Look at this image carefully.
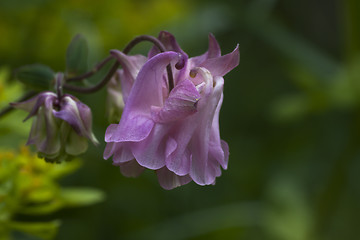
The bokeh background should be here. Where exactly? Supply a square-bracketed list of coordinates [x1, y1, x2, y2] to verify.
[1, 0, 360, 239]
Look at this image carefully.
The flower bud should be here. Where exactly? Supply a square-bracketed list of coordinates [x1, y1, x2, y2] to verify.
[11, 92, 98, 163]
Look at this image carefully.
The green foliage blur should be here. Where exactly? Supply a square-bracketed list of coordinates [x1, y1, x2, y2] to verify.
[1, 0, 360, 239]
[0, 147, 104, 240]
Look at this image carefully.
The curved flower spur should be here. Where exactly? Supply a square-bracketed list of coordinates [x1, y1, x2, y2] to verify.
[104, 32, 239, 189]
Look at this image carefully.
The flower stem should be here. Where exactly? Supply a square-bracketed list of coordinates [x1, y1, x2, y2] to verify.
[56, 73, 64, 99]
[63, 61, 119, 93]
[123, 35, 174, 91]
[66, 55, 114, 82]
[63, 34, 175, 94]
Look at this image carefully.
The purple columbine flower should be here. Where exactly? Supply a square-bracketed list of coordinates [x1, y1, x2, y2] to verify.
[11, 92, 98, 162]
[104, 31, 239, 189]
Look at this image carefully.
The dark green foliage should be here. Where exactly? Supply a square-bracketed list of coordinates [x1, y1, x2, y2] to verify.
[66, 34, 88, 77]
[15, 64, 54, 90]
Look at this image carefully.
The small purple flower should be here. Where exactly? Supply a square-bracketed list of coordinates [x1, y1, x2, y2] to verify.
[104, 32, 239, 189]
[11, 92, 98, 162]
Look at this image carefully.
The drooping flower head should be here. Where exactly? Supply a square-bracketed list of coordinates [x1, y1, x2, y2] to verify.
[104, 31, 239, 189]
[11, 92, 98, 162]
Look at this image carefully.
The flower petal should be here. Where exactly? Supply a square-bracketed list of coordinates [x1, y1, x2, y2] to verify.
[104, 124, 118, 143]
[27, 99, 61, 156]
[208, 90, 228, 169]
[188, 33, 222, 67]
[11, 92, 57, 121]
[131, 124, 171, 170]
[151, 78, 200, 123]
[53, 95, 98, 145]
[106, 115, 154, 143]
[65, 127, 89, 156]
[118, 159, 145, 177]
[103, 141, 115, 160]
[188, 69, 224, 185]
[200, 44, 240, 77]
[164, 120, 198, 176]
[108, 52, 181, 143]
[113, 143, 134, 164]
[148, 31, 188, 58]
[207, 33, 222, 59]
[156, 167, 192, 190]
[110, 50, 147, 103]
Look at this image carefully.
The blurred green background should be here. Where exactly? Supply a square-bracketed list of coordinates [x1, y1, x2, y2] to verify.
[1, 0, 360, 239]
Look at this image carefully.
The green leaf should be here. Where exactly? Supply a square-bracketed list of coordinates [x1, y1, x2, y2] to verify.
[66, 34, 88, 77]
[9, 220, 60, 240]
[264, 177, 313, 240]
[60, 188, 105, 207]
[19, 199, 63, 215]
[15, 64, 54, 90]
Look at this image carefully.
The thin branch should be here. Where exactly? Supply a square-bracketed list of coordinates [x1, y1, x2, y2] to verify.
[63, 34, 175, 94]
[66, 55, 114, 82]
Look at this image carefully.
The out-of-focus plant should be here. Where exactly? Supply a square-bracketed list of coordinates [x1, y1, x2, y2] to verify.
[271, 59, 360, 122]
[0, 147, 104, 240]
[0, 67, 23, 109]
[0, 0, 188, 67]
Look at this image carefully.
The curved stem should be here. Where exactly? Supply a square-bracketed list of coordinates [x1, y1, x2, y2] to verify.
[122, 35, 166, 54]
[63, 34, 175, 94]
[66, 55, 114, 82]
[63, 61, 119, 94]
[0, 91, 37, 118]
[123, 35, 174, 90]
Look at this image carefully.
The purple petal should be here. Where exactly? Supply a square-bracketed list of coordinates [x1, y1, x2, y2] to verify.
[188, 33, 222, 67]
[53, 95, 98, 145]
[164, 119, 198, 176]
[27, 98, 61, 156]
[164, 69, 215, 177]
[108, 52, 181, 143]
[156, 167, 192, 190]
[106, 115, 154, 143]
[208, 90, 228, 169]
[104, 124, 117, 144]
[151, 78, 200, 123]
[103, 141, 115, 160]
[118, 159, 145, 177]
[110, 50, 147, 103]
[188, 69, 224, 185]
[148, 31, 188, 59]
[11, 92, 57, 121]
[200, 44, 240, 77]
[207, 33, 222, 59]
[131, 124, 171, 170]
[113, 143, 134, 164]
[221, 140, 229, 169]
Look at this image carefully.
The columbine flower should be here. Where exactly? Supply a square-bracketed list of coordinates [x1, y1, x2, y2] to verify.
[104, 31, 239, 189]
[11, 92, 98, 162]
